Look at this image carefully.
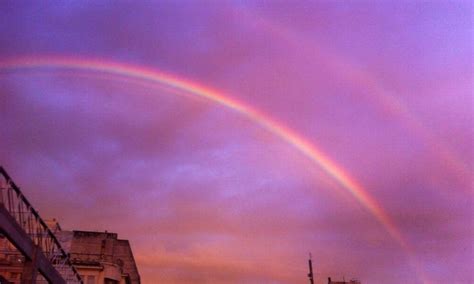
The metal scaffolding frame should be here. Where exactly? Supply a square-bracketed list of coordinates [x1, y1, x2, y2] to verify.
[0, 166, 82, 284]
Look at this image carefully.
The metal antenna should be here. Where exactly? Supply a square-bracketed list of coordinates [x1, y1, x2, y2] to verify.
[308, 253, 314, 284]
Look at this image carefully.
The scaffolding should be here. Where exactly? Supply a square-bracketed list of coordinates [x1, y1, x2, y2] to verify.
[0, 166, 82, 284]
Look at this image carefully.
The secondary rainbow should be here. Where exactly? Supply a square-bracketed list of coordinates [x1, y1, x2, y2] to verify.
[245, 10, 470, 189]
[0, 56, 406, 246]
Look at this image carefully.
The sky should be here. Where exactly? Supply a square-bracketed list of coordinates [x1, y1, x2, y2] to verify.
[0, 1, 472, 283]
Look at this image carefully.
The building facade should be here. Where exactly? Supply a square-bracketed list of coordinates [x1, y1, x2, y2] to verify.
[0, 226, 140, 284]
[57, 230, 140, 284]
[0, 234, 24, 283]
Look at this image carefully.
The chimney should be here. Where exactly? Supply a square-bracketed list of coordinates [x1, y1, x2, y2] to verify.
[328, 277, 332, 284]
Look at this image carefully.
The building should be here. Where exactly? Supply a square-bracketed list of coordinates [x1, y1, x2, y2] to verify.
[57, 230, 140, 284]
[0, 224, 141, 284]
[0, 234, 25, 283]
[328, 277, 361, 284]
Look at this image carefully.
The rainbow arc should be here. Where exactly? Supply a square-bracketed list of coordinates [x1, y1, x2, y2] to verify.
[0, 55, 428, 282]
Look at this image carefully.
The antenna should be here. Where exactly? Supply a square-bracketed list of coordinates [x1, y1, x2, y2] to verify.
[307, 253, 314, 284]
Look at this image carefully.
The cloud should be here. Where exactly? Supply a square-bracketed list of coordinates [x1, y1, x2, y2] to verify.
[1, 2, 472, 283]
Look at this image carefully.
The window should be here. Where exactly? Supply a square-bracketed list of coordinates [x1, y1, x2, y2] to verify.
[87, 275, 96, 284]
[10, 272, 20, 279]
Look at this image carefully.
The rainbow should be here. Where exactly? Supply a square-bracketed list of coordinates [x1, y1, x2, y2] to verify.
[0, 56, 407, 247]
[241, 9, 471, 190]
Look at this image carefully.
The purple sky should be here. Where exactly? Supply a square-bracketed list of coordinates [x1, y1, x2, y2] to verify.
[0, 1, 472, 283]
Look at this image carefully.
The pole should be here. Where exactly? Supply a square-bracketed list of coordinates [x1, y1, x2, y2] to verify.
[308, 253, 314, 284]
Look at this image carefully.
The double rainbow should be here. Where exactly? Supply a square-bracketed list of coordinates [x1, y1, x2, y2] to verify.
[0, 55, 416, 275]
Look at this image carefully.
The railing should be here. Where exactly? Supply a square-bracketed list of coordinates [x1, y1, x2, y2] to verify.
[0, 166, 82, 283]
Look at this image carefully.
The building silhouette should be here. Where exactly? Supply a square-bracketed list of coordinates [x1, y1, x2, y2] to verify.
[328, 277, 361, 284]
